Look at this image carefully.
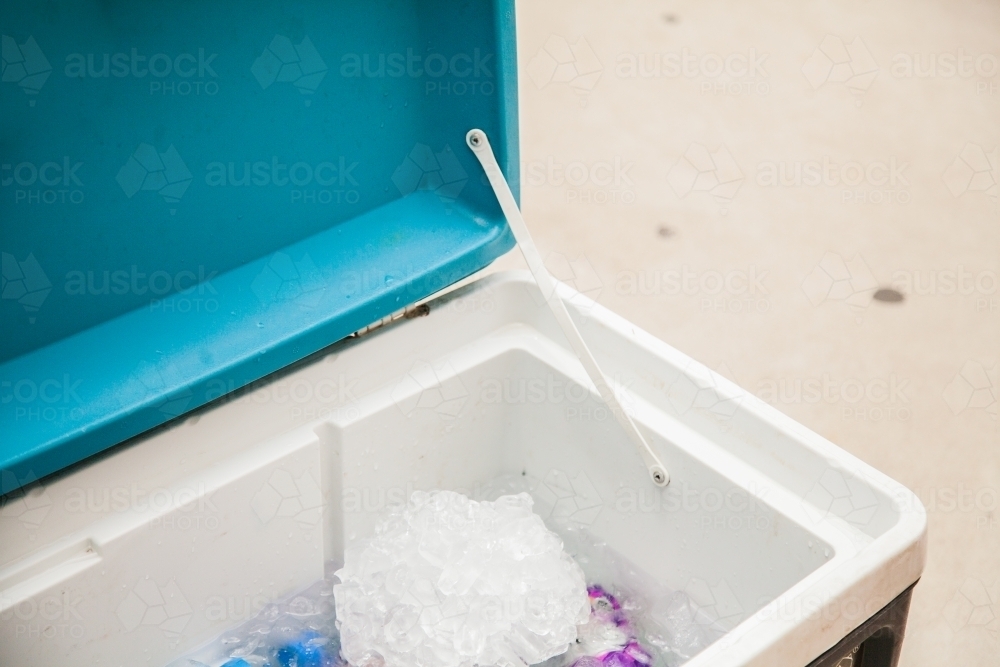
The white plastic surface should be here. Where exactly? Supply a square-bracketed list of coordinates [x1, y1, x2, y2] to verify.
[0, 272, 926, 667]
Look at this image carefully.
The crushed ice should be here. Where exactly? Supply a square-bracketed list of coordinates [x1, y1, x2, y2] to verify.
[334, 490, 589, 667]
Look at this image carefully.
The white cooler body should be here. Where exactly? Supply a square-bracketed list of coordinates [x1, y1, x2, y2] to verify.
[0, 272, 926, 667]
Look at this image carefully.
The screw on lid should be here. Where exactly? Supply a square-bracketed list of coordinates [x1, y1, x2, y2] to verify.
[466, 129, 485, 149]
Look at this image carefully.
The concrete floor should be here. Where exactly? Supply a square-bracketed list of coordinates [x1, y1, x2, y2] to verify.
[478, 1, 999, 664]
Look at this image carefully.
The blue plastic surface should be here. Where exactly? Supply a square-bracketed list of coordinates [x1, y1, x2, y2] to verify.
[1, 0, 518, 493]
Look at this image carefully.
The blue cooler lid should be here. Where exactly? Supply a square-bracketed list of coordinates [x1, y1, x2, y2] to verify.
[1, 0, 518, 493]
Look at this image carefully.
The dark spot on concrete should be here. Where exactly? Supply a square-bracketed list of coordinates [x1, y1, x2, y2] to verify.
[663, 14, 678, 23]
[657, 225, 674, 238]
[873, 288, 904, 303]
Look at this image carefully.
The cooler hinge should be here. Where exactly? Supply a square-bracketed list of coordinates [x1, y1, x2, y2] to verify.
[349, 303, 430, 339]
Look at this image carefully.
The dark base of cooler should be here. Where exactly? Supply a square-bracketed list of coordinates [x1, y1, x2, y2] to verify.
[806, 581, 918, 667]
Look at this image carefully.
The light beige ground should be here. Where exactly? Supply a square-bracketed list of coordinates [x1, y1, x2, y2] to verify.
[476, 1, 999, 664]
